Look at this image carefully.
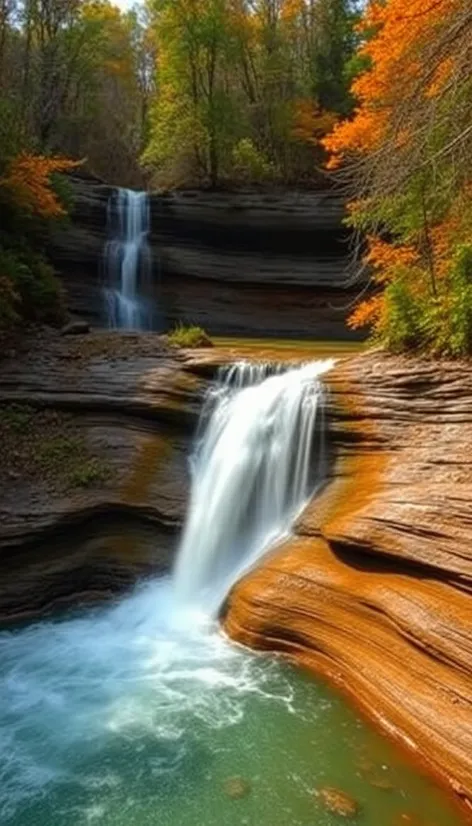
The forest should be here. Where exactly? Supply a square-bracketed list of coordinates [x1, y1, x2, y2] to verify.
[0, 0, 471, 353]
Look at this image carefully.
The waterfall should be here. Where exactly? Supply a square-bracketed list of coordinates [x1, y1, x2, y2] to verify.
[103, 188, 153, 330]
[0, 358, 334, 824]
[174, 359, 332, 613]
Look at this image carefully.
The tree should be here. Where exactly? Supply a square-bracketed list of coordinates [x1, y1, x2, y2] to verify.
[323, 0, 472, 354]
[144, 0, 359, 186]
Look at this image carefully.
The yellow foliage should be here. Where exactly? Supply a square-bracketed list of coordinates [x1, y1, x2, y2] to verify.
[291, 99, 338, 146]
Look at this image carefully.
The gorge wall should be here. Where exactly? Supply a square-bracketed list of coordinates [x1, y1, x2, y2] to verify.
[2, 331, 471, 815]
[49, 174, 358, 338]
[224, 353, 472, 816]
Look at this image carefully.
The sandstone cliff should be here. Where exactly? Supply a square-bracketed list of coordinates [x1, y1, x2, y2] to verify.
[224, 353, 472, 815]
[49, 175, 359, 339]
[0, 332, 206, 622]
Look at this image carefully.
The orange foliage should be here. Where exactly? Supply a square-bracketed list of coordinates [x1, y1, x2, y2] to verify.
[347, 293, 384, 330]
[347, 236, 421, 329]
[280, 0, 305, 23]
[364, 236, 419, 280]
[291, 99, 338, 147]
[322, 0, 462, 164]
[1, 153, 82, 218]
[430, 184, 472, 275]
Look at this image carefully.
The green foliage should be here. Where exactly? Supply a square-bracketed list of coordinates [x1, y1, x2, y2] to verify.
[168, 323, 213, 348]
[69, 458, 111, 488]
[373, 246, 472, 357]
[144, 0, 358, 187]
[377, 278, 422, 352]
[0, 98, 25, 165]
[447, 245, 472, 356]
[232, 139, 274, 183]
[0, 246, 65, 332]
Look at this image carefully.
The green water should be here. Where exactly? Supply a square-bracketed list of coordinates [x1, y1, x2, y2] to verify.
[213, 336, 365, 357]
[0, 577, 463, 826]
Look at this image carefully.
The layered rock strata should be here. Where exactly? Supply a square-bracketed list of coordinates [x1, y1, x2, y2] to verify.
[49, 175, 359, 338]
[224, 353, 472, 815]
[0, 332, 205, 622]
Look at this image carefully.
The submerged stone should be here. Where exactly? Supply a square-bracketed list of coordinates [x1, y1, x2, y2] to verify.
[316, 786, 359, 818]
[223, 775, 251, 799]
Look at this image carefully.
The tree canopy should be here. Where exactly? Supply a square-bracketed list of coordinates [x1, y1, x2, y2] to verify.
[143, 0, 360, 186]
[323, 0, 472, 354]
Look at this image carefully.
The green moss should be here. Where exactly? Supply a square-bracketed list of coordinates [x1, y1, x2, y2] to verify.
[69, 458, 111, 488]
[167, 323, 213, 349]
[0, 403, 34, 432]
[0, 405, 110, 491]
[36, 435, 83, 473]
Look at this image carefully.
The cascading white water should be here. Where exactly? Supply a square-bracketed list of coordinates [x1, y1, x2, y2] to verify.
[174, 359, 332, 613]
[103, 188, 153, 330]
[0, 359, 334, 825]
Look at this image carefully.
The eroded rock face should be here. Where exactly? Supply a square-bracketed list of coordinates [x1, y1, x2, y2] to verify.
[49, 176, 359, 338]
[224, 353, 472, 814]
[0, 332, 207, 622]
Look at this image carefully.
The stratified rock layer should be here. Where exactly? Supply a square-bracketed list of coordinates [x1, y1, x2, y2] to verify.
[49, 175, 359, 338]
[224, 353, 472, 815]
[0, 332, 206, 621]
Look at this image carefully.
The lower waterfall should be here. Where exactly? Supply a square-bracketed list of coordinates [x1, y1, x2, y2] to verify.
[174, 360, 332, 612]
[0, 359, 334, 824]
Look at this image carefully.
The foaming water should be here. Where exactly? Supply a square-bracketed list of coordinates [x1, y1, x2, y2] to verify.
[0, 360, 464, 826]
[0, 578, 297, 823]
[103, 188, 153, 330]
[0, 360, 330, 822]
[174, 360, 332, 611]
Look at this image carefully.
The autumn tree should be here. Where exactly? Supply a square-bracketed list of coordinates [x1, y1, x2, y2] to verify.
[144, 0, 359, 186]
[0, 0, 150, 185]
[323, 0, 472, 354]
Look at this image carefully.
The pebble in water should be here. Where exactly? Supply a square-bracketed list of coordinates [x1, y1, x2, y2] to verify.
[223, 776, 252, 800]
[315, 786, 360, 818]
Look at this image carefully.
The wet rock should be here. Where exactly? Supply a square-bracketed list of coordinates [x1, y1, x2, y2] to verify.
[356, 759, 395, 791]
[0, 331, 200, 622]
[49, 176, 362, 338]
[61, 320, 90, 336]
[224, 353, 472, 809]
[223, 776, 251, 799]
[367, 775, 395, 791]
[315, 786, 359, 817]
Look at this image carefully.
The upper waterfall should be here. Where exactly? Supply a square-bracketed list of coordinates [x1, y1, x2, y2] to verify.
[103, 188, 153, 330]
[173, 359, 333, 614]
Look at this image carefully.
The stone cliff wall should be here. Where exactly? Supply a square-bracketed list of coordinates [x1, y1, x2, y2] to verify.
[49, 175, 359, 338]
[224, 353, 472, 816]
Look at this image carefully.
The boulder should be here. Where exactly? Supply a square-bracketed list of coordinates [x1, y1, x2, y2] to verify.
[315, 786, 359, 817]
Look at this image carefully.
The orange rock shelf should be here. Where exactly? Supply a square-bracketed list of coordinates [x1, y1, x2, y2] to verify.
[224, 353, 472, 816]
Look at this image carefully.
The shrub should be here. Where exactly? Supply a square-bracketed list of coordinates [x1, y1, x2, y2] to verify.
[0, 245, 65, 332]
[167, 323, 213, 348]
[231, 139, 275, 183]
